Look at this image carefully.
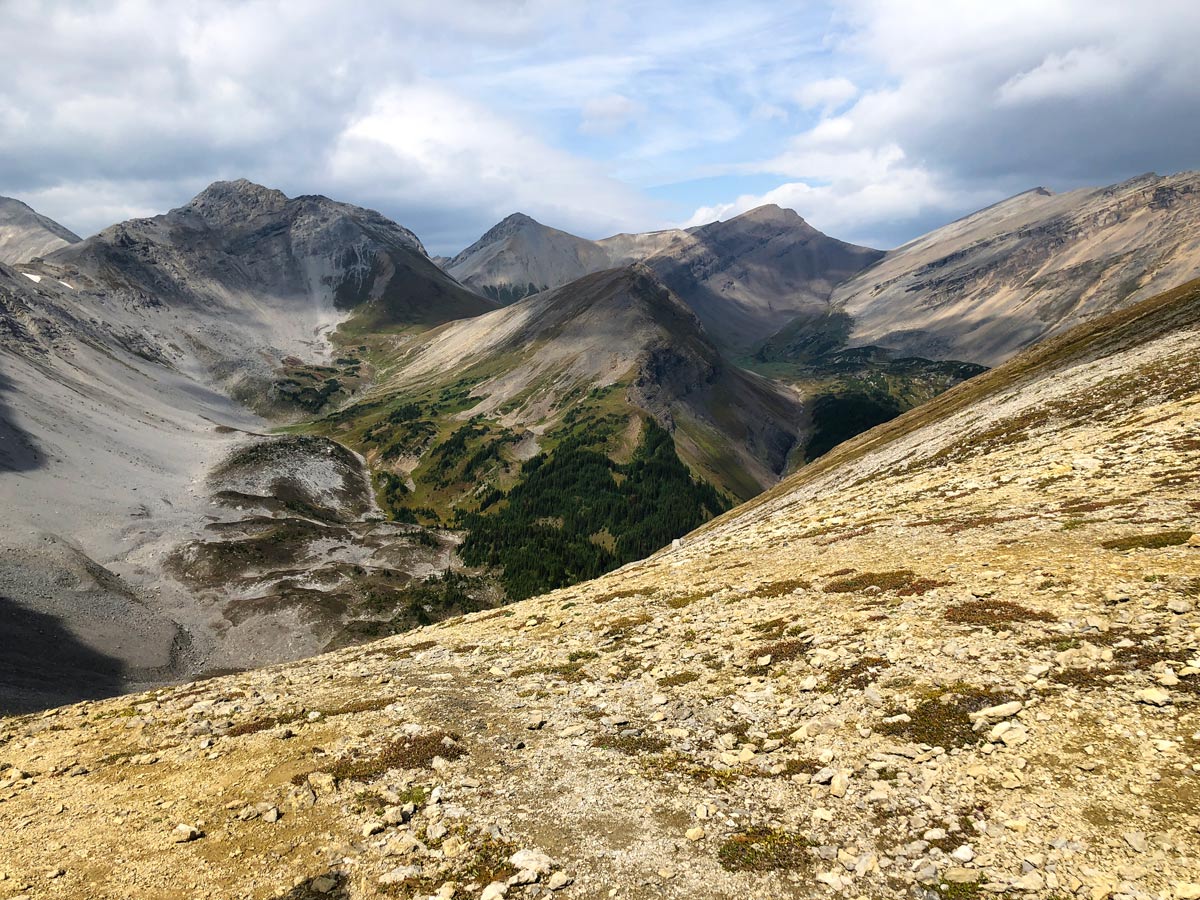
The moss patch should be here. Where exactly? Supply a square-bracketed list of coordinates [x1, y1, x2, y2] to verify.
[717, 827, 811, 872]
[1100, 530, 1193, 551]
[944, 599, 1056, 629]
[879, 684, 1017, 748]
[315, 731, 465, 783]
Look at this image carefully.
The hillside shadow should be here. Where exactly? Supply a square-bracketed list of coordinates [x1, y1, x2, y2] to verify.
[0, 368, 43, 472]
[0, 594, 125, 714]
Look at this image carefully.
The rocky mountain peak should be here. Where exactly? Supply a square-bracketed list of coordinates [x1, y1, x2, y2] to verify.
[182, 178, 291, 224]
[0, 196, 82, 264]
[731, 203, 804, 224]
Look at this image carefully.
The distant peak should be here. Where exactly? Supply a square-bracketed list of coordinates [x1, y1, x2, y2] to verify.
[730, 204, 806, 225]
[185, 179, 290, 219]
[470, 212, 546, 247]
[499, 212, 538, 226]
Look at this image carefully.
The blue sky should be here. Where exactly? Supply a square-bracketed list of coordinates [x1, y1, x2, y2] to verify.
[2, 1, 1199, 254]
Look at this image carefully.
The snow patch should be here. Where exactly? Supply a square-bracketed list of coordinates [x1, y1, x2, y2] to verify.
[21, 272, 42, 283]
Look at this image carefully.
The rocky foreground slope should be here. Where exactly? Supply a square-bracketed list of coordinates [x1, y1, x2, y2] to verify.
[1, 278, 1196, 898]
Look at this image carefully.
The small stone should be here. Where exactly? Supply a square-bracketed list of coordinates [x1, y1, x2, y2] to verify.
[383, 805, 411, 826]
[1174, 883, 1200, 900]
[363, 820, 385, 837]
[1014, 871, 1044, 891]
[1134, 687, 1172, 706]
[1122, 831, 1147, 853]
[263, 807, 281, 823]
[970, 700, 1023, 721]
[548, 871, 573, 890]
[686, 826, 705, 841]
[829, 772, 849, 797]
[509, 849, 553, 876]
[311, 875, 338, 893]
[379, 866, 422, 886]
[308, 772, 337, 796]
[951, 845, 976, 863]
[172, 824, 202, 843]
[481, 882, 508, 900]
[287, 784, 317, 809]
[943, 867, 978, 884]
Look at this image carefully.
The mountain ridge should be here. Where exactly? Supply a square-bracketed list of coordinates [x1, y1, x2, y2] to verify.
[0, 195, 81, 265]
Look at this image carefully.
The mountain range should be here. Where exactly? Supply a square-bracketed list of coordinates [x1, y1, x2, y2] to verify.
[3, 171, 1200, 713]
[2, 259, 1196, 900]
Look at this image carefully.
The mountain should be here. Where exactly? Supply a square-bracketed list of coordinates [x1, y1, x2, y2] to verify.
[644, 204, 884, 350]
[443, 213, 619, 303]
[305, 264, 805, 599]
[832, 171, 1200, 365]
[0, 196, 80, 264]
[42, 179, 493, 372]
[5, 276, 1195, 898]
[0, 181, 501, 709]
[445, 206, 883, 350]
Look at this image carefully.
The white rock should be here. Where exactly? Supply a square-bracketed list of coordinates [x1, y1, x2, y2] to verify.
[172, 824, 201, 843]
[509, 849, 553, 876]
[548, 871, 573, 890]
[1123, 831, 1147, 853]
[951, 845, 976, 863]
[970, 701, 1023, 721]
[481, 882, 508, 900]
[1134, 688, 1172, 706]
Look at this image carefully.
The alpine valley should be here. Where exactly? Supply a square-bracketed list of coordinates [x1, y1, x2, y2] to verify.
[2, 173, 1200, 716]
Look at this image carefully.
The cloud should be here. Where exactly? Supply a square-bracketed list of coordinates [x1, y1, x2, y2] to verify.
[0, 0, 662, 250]
[1, 1, 1197, 255]
[579, 95, 641, 135]
[327, 84, 657, 247]
[687, 0, 1200, 246]
[796, 77, 858, 111]
[996, 47, 1127, 105]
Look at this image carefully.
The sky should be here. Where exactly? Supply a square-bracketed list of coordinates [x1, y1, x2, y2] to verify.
[2, 0, 1199, 255]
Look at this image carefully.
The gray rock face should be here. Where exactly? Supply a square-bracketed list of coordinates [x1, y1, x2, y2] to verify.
[0, 196, 80, 265]
[643, 205, 884, 350]
[834, 171, 1200, 365]
[445, 212, 618, 304]
[445, 206, 882, 349]
[0, 181, 492, 708]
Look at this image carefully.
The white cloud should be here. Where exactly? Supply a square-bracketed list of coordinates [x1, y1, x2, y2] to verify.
[796, 76, 858, 111]
[579, 94, 641, 135]
[997, 46, 1127, 105]
[687, 0, 1200, 246]
[328, 85, 656, 240]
